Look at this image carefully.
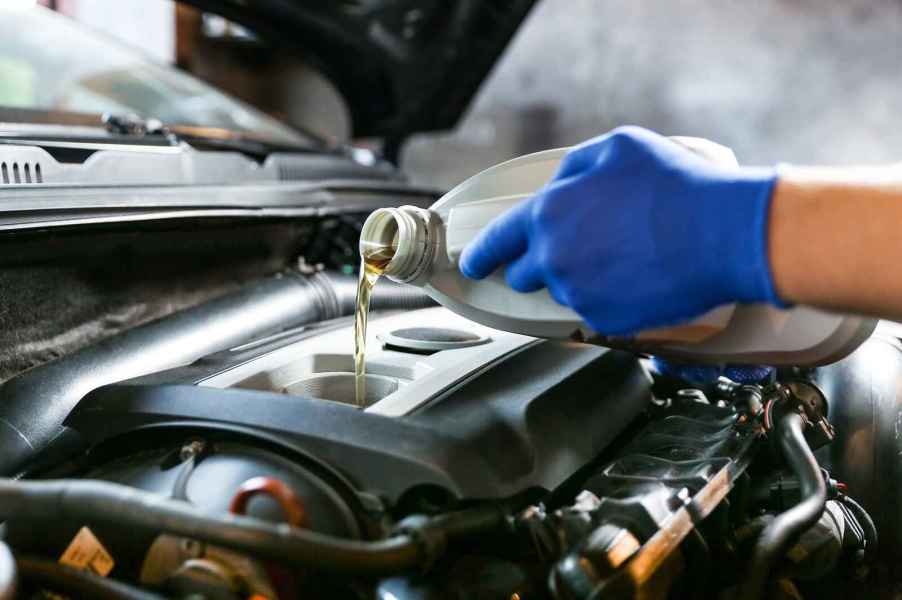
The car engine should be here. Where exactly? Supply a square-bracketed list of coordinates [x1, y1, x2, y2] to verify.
[0, 260, 888, 600]
[0, 3, 889, 598]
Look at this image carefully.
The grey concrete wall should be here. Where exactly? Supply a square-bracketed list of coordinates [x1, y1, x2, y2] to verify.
[403, 0, 902, 189]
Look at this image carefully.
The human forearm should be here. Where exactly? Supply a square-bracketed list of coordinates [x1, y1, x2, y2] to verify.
[770, 167, 902, 319]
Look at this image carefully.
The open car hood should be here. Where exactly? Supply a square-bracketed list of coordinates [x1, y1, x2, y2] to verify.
[179, 0, 537, 141]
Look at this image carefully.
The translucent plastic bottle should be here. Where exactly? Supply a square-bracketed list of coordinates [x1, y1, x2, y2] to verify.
[359, 138, 875, 366]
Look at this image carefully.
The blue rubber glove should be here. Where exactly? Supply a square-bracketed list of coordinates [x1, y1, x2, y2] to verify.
[458, 126, 781, 336]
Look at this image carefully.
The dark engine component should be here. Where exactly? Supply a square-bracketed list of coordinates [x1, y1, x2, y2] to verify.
[0, 275, 886, 599]
[0, 368, 880, 600]
[569, 413, 750, 595]
[0, 270, 434, 479]
[529, 393, 762, 599]
[814, 328, 902, 558]
[6, 438, 367, 597]
[63, 345, 652, 502]
[7, 438, 364, 554]
[487, 380, 873, 600]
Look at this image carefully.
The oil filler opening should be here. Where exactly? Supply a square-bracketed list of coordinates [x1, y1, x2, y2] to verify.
[286, 372, 401, 407]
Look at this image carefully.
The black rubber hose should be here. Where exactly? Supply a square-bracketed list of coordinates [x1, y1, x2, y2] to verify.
[839, 493, 878, 558]
[0, 542, 15, 600]
[0, 479, 502, 576]
[0, 271, 434, 477]
[740, 411, 827, 600]
[17, 557, 164, 600]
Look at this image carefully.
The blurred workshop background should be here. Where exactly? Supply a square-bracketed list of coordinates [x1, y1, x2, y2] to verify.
[35, 0, 902, 188]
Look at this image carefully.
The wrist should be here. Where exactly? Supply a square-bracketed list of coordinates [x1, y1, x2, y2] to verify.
[767, 172, 848, 309]
[767, 175, 804, 306]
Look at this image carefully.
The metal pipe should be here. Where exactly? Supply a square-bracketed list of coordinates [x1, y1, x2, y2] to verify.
[839, 493, 878, 559]
[315, 270, 437, 314]
[0, 271, 434, 476]
[740, 411, 827, 599]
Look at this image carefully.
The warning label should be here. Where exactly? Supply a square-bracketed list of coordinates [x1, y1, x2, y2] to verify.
[59, 527, 115, 577]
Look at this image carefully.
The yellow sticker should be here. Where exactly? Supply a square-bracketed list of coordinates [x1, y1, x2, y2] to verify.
[59, 527, 114, 577]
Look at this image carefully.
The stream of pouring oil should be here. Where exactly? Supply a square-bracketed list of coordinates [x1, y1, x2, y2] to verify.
[354, 242, 395, 407]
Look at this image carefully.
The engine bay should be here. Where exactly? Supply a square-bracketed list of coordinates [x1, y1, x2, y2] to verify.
[0, 4, 890, 598]
[0, 269, 888, 599]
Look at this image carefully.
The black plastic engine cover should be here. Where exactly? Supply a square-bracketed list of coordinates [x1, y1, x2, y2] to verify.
[66, 343, 652, 502]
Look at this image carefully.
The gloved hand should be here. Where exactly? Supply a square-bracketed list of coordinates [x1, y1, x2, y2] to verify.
[458, 126, 782, 336]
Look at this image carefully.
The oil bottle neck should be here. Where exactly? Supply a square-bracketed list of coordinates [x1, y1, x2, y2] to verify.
[360, 206, 436, 284]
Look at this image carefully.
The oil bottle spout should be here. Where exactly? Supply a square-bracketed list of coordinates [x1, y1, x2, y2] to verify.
[360, 206, 438, 285]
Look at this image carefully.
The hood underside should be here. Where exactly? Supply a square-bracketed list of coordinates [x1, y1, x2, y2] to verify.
[178, 0, 538, 141]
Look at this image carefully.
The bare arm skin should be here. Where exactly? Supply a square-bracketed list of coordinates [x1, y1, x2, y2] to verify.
[770, 166, 902, 320]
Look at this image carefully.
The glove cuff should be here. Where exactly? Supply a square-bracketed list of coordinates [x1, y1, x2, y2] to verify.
[711, 167, 787, 308]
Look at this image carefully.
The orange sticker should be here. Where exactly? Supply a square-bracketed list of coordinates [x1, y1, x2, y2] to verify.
[59, 527, 114, 577]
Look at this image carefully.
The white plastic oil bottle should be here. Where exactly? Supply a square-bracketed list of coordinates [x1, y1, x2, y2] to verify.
[358, 138, 875, 366]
